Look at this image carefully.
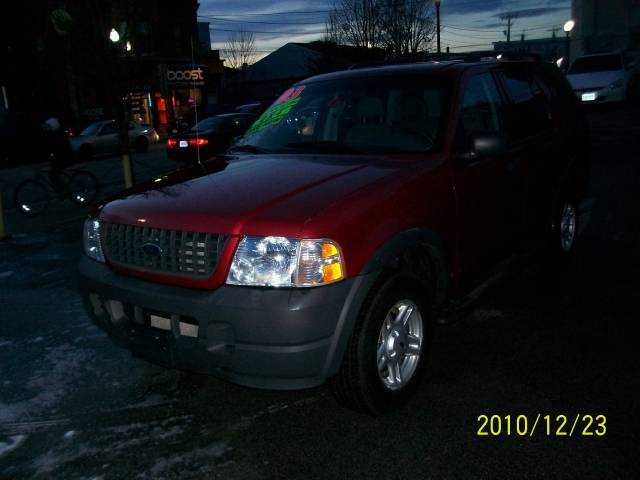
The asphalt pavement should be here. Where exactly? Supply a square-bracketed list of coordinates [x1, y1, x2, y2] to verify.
[0, 106, 639, 479]
[0, 143, 176, 235]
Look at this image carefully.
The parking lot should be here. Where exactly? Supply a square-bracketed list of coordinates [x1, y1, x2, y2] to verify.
[0, 104, 639, 479]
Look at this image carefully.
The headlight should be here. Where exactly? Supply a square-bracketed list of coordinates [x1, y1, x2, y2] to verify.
[226, 236, 344, 287]
[83, 218, 105, 263]
[609, 79, 624, 89]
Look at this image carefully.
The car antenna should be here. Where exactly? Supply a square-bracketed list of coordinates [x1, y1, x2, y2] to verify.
[190, 36, 206, 173]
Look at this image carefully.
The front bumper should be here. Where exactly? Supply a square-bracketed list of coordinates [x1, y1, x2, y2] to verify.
[77, 257, 375, 390]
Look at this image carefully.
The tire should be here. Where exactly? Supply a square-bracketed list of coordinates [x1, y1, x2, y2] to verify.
[551, 196, 579, 262]
[330, 274, 432, 415]
[14, 179, 49, 216]
[135, 136, 148, 153]
[78, 144, 93, 161]
[68, 171, 99, 206]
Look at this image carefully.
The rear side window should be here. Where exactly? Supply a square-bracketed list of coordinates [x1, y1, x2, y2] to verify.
[535, 64, 581, 126]
[502, 67, 550, 141]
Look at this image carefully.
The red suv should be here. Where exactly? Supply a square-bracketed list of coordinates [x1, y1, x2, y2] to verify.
[78, 60, 590, 414]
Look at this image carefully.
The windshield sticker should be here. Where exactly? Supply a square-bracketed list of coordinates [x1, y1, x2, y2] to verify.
[246, 89, 305, 134]
[275, 85, 305, 104]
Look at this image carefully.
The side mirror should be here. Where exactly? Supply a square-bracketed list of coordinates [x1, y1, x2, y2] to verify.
[461, 132, 507, 162]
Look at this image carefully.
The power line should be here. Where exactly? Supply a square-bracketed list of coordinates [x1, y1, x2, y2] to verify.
[209, 26, 326, 35]
[200, 16, 325, 25]
[199, 9, 333, 17]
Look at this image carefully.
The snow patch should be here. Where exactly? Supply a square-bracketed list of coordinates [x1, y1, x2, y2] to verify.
[0, 434, 26, 457]
[138, 442, 231, 479]
[0, 344, 93, 423]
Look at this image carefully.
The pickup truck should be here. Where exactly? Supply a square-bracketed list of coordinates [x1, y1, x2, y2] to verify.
[78, 60, 590, 414]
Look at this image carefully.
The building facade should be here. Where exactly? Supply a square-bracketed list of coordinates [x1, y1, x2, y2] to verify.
[571, 0, 640, 58]
[0, 0, 223, 133]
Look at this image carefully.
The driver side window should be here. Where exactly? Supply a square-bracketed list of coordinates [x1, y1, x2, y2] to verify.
[459, 73, 504, 138]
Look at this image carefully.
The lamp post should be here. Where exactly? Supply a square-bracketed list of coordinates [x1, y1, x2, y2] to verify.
[563, 20, 575, 72]
[435, 0, 441, 60]
[109, 26, 135, 189]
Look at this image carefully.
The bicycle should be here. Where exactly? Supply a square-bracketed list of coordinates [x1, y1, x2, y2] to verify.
[14, 166, 100, 217]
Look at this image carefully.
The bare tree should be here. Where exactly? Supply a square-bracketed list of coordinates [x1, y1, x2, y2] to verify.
[326, 0, 436, 57]
[327, 0, 384, 49]
[380, 0, 436, 56]
[323, 11, 345, 44]
[223, 29, 256, 69]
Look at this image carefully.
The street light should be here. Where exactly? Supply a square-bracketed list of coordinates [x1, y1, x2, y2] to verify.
[435, 0, 442, 60]
[109, 28, 120, 43]
[563, 20, 575, 72]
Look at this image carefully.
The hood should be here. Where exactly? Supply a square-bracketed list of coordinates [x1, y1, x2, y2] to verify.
[99, 154, 414, 237]
[567, 70, 624, 90]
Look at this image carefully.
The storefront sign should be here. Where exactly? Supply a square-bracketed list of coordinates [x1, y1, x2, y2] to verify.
[166, 66, 205, 86]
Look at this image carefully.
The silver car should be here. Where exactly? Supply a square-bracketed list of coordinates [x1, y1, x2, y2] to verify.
[71, 120, 160, 159]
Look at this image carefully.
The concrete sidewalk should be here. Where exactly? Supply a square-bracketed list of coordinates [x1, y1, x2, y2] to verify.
[0, 143, 177, 235]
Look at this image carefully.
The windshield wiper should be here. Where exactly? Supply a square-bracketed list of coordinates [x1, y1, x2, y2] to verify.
[228, 144, 267, 154]
[283, 141, 363, 154]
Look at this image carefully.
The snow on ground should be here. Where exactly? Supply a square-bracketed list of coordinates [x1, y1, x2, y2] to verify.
[0, 435, 27, 458]
[0, 344, 94, 423]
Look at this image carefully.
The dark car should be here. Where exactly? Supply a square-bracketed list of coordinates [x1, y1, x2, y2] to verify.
[167, 113, 256, 164]
[78, 60, 590, 414]
[235, 101, 270, 116]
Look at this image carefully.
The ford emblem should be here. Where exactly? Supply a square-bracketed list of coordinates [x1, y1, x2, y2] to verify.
[142, 242, 162, 257]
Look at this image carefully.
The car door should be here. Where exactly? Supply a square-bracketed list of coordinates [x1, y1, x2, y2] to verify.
[94, 122, 118, 154]
[497, 65, 555, 245]
[452, 71, 526, 280]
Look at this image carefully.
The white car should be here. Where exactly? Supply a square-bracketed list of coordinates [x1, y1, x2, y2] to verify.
[567, 52, 633, 104]
[71, 120, 160, 160]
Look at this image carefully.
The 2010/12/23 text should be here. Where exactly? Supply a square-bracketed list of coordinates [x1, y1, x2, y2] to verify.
[476, 414, 606, 437]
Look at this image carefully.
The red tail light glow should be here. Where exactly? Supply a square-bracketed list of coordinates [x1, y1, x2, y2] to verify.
[188, 138, 209, 147]
[167, 138, 177, 148]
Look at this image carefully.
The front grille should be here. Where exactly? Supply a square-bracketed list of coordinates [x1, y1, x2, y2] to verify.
[101, 223, 227, 278]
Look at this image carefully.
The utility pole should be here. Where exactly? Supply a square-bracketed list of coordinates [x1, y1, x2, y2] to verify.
[501, 12, 516, 50]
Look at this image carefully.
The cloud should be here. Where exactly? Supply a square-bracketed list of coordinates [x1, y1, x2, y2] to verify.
[492, 6, 569, 19]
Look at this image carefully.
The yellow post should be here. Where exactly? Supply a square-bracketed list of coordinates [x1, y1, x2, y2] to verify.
[122, 152, 134, 189]
[0, 190, 9, 240]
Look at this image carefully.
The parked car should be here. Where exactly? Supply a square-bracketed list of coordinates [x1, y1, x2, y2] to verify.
[166, 113, 256, 164]
[566, 51, 637, 103]
[235, 101, 270, 116]
[70, 120, 160, 160]
[78, 60, 590, 414]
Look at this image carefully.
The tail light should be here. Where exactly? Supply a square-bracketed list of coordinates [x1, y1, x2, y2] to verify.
[188, 138, 209, 147]
[167, 138, 177, 148]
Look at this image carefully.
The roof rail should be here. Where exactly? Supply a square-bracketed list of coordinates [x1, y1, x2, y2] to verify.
[347, 54, 429, 70]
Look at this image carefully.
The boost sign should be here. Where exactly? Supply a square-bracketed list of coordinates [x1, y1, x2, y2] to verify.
[166, 67, 205, 86]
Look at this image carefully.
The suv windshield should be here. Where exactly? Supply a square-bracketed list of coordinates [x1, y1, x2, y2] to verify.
[233, 75, 448, 154]
[569, 55, 623, 74]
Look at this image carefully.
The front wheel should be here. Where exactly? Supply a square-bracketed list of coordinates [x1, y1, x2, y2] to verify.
[14, 180, 49, 216]
[330, 274, 432, 415]
[68, 170, 99, 205]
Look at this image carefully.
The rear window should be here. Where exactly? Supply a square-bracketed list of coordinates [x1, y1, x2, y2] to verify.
[569, 55, 623, 74]
[79, 123, 102, 136]
[190, 116, 228, 132]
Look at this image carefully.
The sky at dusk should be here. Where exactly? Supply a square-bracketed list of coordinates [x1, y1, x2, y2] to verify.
[198, 0, 572, 59]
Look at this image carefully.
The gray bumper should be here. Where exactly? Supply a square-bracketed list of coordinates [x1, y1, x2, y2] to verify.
[77, 257, 376, 390]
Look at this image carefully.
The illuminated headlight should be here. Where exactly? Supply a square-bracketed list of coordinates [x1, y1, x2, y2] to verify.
[226, 236, 344, 287]
[609, 79, 624, 89]
[83, 218, 105, 263]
